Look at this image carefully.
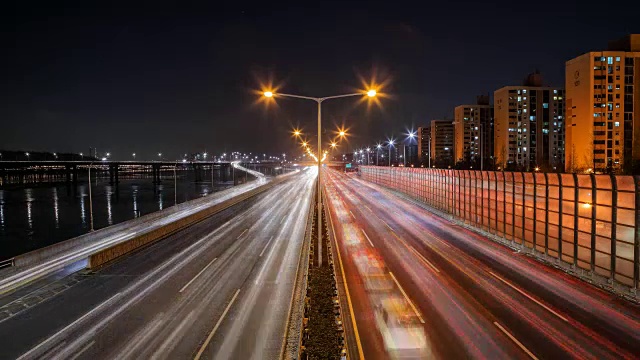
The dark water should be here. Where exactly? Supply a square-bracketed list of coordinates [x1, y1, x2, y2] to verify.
[0, 178, 235, 260]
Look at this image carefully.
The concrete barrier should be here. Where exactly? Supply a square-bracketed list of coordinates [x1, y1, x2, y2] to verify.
[88, 172, 298, 269]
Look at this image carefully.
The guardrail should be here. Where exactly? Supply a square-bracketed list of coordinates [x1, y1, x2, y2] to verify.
[0, 259, 13, 270]
[360, 166, 640, 298]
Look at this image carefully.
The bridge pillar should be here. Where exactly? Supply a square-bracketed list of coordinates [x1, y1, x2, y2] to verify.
[114, 164, 119, 185]
[72, 165, 78, 185]
[152, 164, 161, 184]
[65, 165, 72, 184]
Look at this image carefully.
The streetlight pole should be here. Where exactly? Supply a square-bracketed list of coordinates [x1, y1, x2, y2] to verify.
[174, 161, 177, 206]
[263, 89, 376, 266]
[88, 164, 94, 231]
[428, 136, 431, 168]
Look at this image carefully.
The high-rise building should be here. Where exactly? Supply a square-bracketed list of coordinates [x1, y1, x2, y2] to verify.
[565, 34, 640, 173]
[454, 95, 494, 168]
[417, 125, 431, 164]
[430, 119, 454, 167]
[494, 72, 565, 171]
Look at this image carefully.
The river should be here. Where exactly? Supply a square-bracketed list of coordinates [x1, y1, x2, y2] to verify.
[0, 177, 239, 261]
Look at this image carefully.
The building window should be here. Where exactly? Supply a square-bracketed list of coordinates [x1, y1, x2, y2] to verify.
[543, 103, 549, 108]
[614, 122, 620, 127]
[616, 56, 621, 62]
[607, 57, 613, 64]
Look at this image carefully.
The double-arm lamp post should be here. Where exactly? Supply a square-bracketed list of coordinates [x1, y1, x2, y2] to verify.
[263, 89, 376, 261]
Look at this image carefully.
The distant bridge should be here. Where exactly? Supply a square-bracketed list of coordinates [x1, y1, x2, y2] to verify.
[0, 160, 291, 188]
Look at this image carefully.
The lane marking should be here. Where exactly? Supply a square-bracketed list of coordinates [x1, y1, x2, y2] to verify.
[409, 247, 440, 273]
[489, 272, 568, 322]
[259, 236, 275, 257]
[389, 272, 425, 324]
[328, 201, 365, 360]
[349, 210, 356, 220]
[194, 289, 241, 360]
[69, 340, 95, 360]
[361, 229, 374, 248]
[364, 205, 373, 213]
[382, 220, 394, 231]
[494, 322, 538, 360]
[388, 230, 440, 274]
[280, 215, 286, 224]
[179, 257, 218, 293]
[237, 228, 248, 239]
[17, 292, 121, 360]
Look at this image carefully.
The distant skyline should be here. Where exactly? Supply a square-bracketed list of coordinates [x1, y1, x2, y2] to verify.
[1, 1, 639, 159]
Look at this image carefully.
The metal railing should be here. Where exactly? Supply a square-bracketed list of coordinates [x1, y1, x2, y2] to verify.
[0, 258, 14, 270]
[360, 166, 640, 294]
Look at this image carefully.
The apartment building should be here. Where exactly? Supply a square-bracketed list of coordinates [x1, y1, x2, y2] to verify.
[565, 34, 640, 173]
[494, 73, 565, 171]
[454, 95, 494, 168]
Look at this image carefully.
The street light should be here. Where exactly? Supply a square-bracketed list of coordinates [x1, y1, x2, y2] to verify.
[263, 88, 377, 265]
[403, 130, 417, 167]
[386, 139, 395, 166]
[376, 143, 382, 166]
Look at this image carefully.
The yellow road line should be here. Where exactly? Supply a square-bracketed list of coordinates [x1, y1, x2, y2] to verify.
[489, 272, 568, 322]
[194, 289, 240, 360]
[328, 201, 365, 359]
[388, 271, 425, 324]
[494, 321, 538, 360]
[361, 229, 374, 248]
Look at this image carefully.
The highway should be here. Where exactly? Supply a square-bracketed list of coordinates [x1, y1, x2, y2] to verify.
[0, 168, 315, 359]
[324, 168, 640, 360]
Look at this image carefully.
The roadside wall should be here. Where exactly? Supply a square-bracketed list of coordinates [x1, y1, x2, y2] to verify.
[360, 166, 640, 294]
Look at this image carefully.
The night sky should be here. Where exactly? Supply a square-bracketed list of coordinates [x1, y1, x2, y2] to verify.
[2, 1, 639, 160]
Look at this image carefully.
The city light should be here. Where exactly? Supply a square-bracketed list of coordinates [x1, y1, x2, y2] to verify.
[331, 142, 337, 148]
[367, 89, 377, 97]
[263, 91, 273, 98]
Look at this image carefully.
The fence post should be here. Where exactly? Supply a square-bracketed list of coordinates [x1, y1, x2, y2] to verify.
[463, 171, 467, 222]
[521, 172, 526, 245]
[558, 173, 563, 262]
[590, 173, 597, 273]
[544, 172, 550, 256]
[502, 172, 506, 238]
[533, 173, 537, 251]
[610, 174, 617, 282]
[634, 176, 640, 291]
[573, 173, 579, 268]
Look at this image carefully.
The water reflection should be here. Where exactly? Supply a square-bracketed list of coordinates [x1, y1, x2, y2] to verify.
[80, 187, 86, 226]
[158, 185, 164, 210]
[26, 188, 34, 232]
[53, 187, 60, 229]
[106, 186, 113, 226]
[0, 191, 5, 231]
[132, 185, 139, 218]
[0, 177, 237, 261]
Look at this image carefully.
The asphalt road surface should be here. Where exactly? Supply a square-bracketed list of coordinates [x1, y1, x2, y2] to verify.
[325, 168, 640, 360]
[0, 168, 315, 360]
